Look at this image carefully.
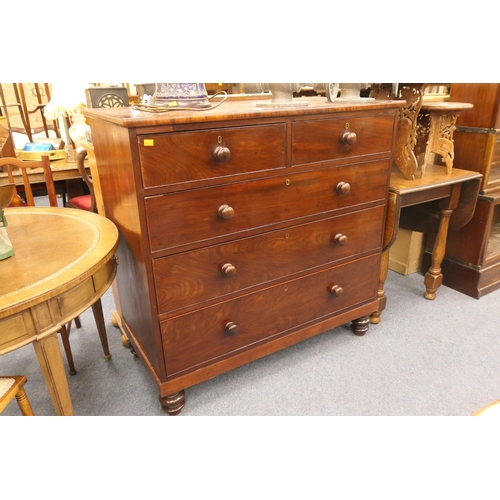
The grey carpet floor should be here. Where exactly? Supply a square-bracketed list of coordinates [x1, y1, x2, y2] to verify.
[1, 269, 499, 416]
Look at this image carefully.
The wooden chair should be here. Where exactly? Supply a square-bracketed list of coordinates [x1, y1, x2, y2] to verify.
[0, 376, 34, 415]
[0, 123, 16, 161]
[0, 83, 60, 143]
[0, 155, 111, 375]
[0, 155, 58, 207]
[66, 147, 96, 213]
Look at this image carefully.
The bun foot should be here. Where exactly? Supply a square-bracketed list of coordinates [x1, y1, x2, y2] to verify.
[111, 310, 120, 328]
[160, 390, 186, 415]
[351, 315, 370, 336]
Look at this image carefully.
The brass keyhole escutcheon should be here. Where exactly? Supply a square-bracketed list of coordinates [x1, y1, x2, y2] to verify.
[218, 135, 223, 143]
[345, 122, 350, 129]
[285, 179, 290, 186]
[284, 286, 288, 292]
[285, 233, 289, 239]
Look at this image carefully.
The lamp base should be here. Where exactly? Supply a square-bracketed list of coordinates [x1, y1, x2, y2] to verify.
[255, 83, 308, 108]
[152, 83, 212, 109]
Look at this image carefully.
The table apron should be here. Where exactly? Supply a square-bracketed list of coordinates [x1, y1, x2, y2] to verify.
[0, 258, 116, 355]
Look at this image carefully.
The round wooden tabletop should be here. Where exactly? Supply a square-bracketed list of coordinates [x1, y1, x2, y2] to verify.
[0, 207, 119, 318]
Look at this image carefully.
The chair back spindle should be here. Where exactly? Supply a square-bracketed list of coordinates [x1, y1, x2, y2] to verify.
[0, 155, 58, 207]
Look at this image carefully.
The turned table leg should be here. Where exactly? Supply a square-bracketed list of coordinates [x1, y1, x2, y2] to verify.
[370, 249, 390, 324]
[370, 191, 401, 324]
[424, 208, 452, 300]
[423, 184, 461, 300]
[92, 298, 112, 361]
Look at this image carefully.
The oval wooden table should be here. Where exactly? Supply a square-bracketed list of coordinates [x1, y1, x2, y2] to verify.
[0, 207, 119, 415]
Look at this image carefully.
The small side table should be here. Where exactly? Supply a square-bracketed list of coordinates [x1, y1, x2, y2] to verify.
[416, 101, 474, 177]
[371, 165, 482, 323]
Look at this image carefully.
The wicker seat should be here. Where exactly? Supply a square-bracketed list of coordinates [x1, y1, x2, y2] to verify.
[0, 376, 34, 415]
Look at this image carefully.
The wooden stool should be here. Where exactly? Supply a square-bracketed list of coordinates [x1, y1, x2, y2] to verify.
[0, 376, 34, 415]
[473, 400, 500, 416]
[416, 101, 474, 177]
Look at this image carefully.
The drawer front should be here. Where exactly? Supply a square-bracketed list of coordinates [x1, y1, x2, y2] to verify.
[161, 254, 379, 375]
[138, 124, 286, 188]
[154, 205, 384, 315]
[145, 159, 389, 253]
[292, 114, 395, 166]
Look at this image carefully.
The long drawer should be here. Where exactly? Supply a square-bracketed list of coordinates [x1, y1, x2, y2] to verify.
[153, 205, 384, 316]
[138, 123, 286, 188]
[161, 253, 379, 375]
[145, 159, 389, 253]
[292, 114, 395, 166]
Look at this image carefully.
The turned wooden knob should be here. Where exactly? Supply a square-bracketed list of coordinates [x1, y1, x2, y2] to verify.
[328, 284, 344, 297]
[342, 131, 357, 145]
[332, 233, 348, 246]
[225, 321, 239, 336]
[213, 145, 231, 162]
[220, 263, 236, 277]
[218, 204, 234, 220]
[336, 182, 351, 195]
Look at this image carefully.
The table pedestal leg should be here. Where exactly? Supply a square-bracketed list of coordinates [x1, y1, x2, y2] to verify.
[423, 184, 461, 300]
[423, 207, 453, 300]
[370, 249, 390, 324]
[33, 333, 74, 416]
[92, 298, 111, 361]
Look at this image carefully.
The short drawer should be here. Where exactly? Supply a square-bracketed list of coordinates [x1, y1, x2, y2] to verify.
[292, 114, 395, 166]
[154, 205, 384, 315]
[138, 124, 286, 188]
[145, 159, 389, 253]
[161, 253, 379, 375]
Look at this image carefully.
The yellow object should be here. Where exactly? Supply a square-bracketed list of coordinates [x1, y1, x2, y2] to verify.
[16, 149, 66, 161]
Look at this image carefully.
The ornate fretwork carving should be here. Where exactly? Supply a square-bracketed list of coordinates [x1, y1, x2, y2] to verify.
[392, 84, 425, 180]
[419, 106, 462, 177]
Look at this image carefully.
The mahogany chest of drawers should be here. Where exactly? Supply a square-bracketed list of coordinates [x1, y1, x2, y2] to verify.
[85, 97, 402, 414]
